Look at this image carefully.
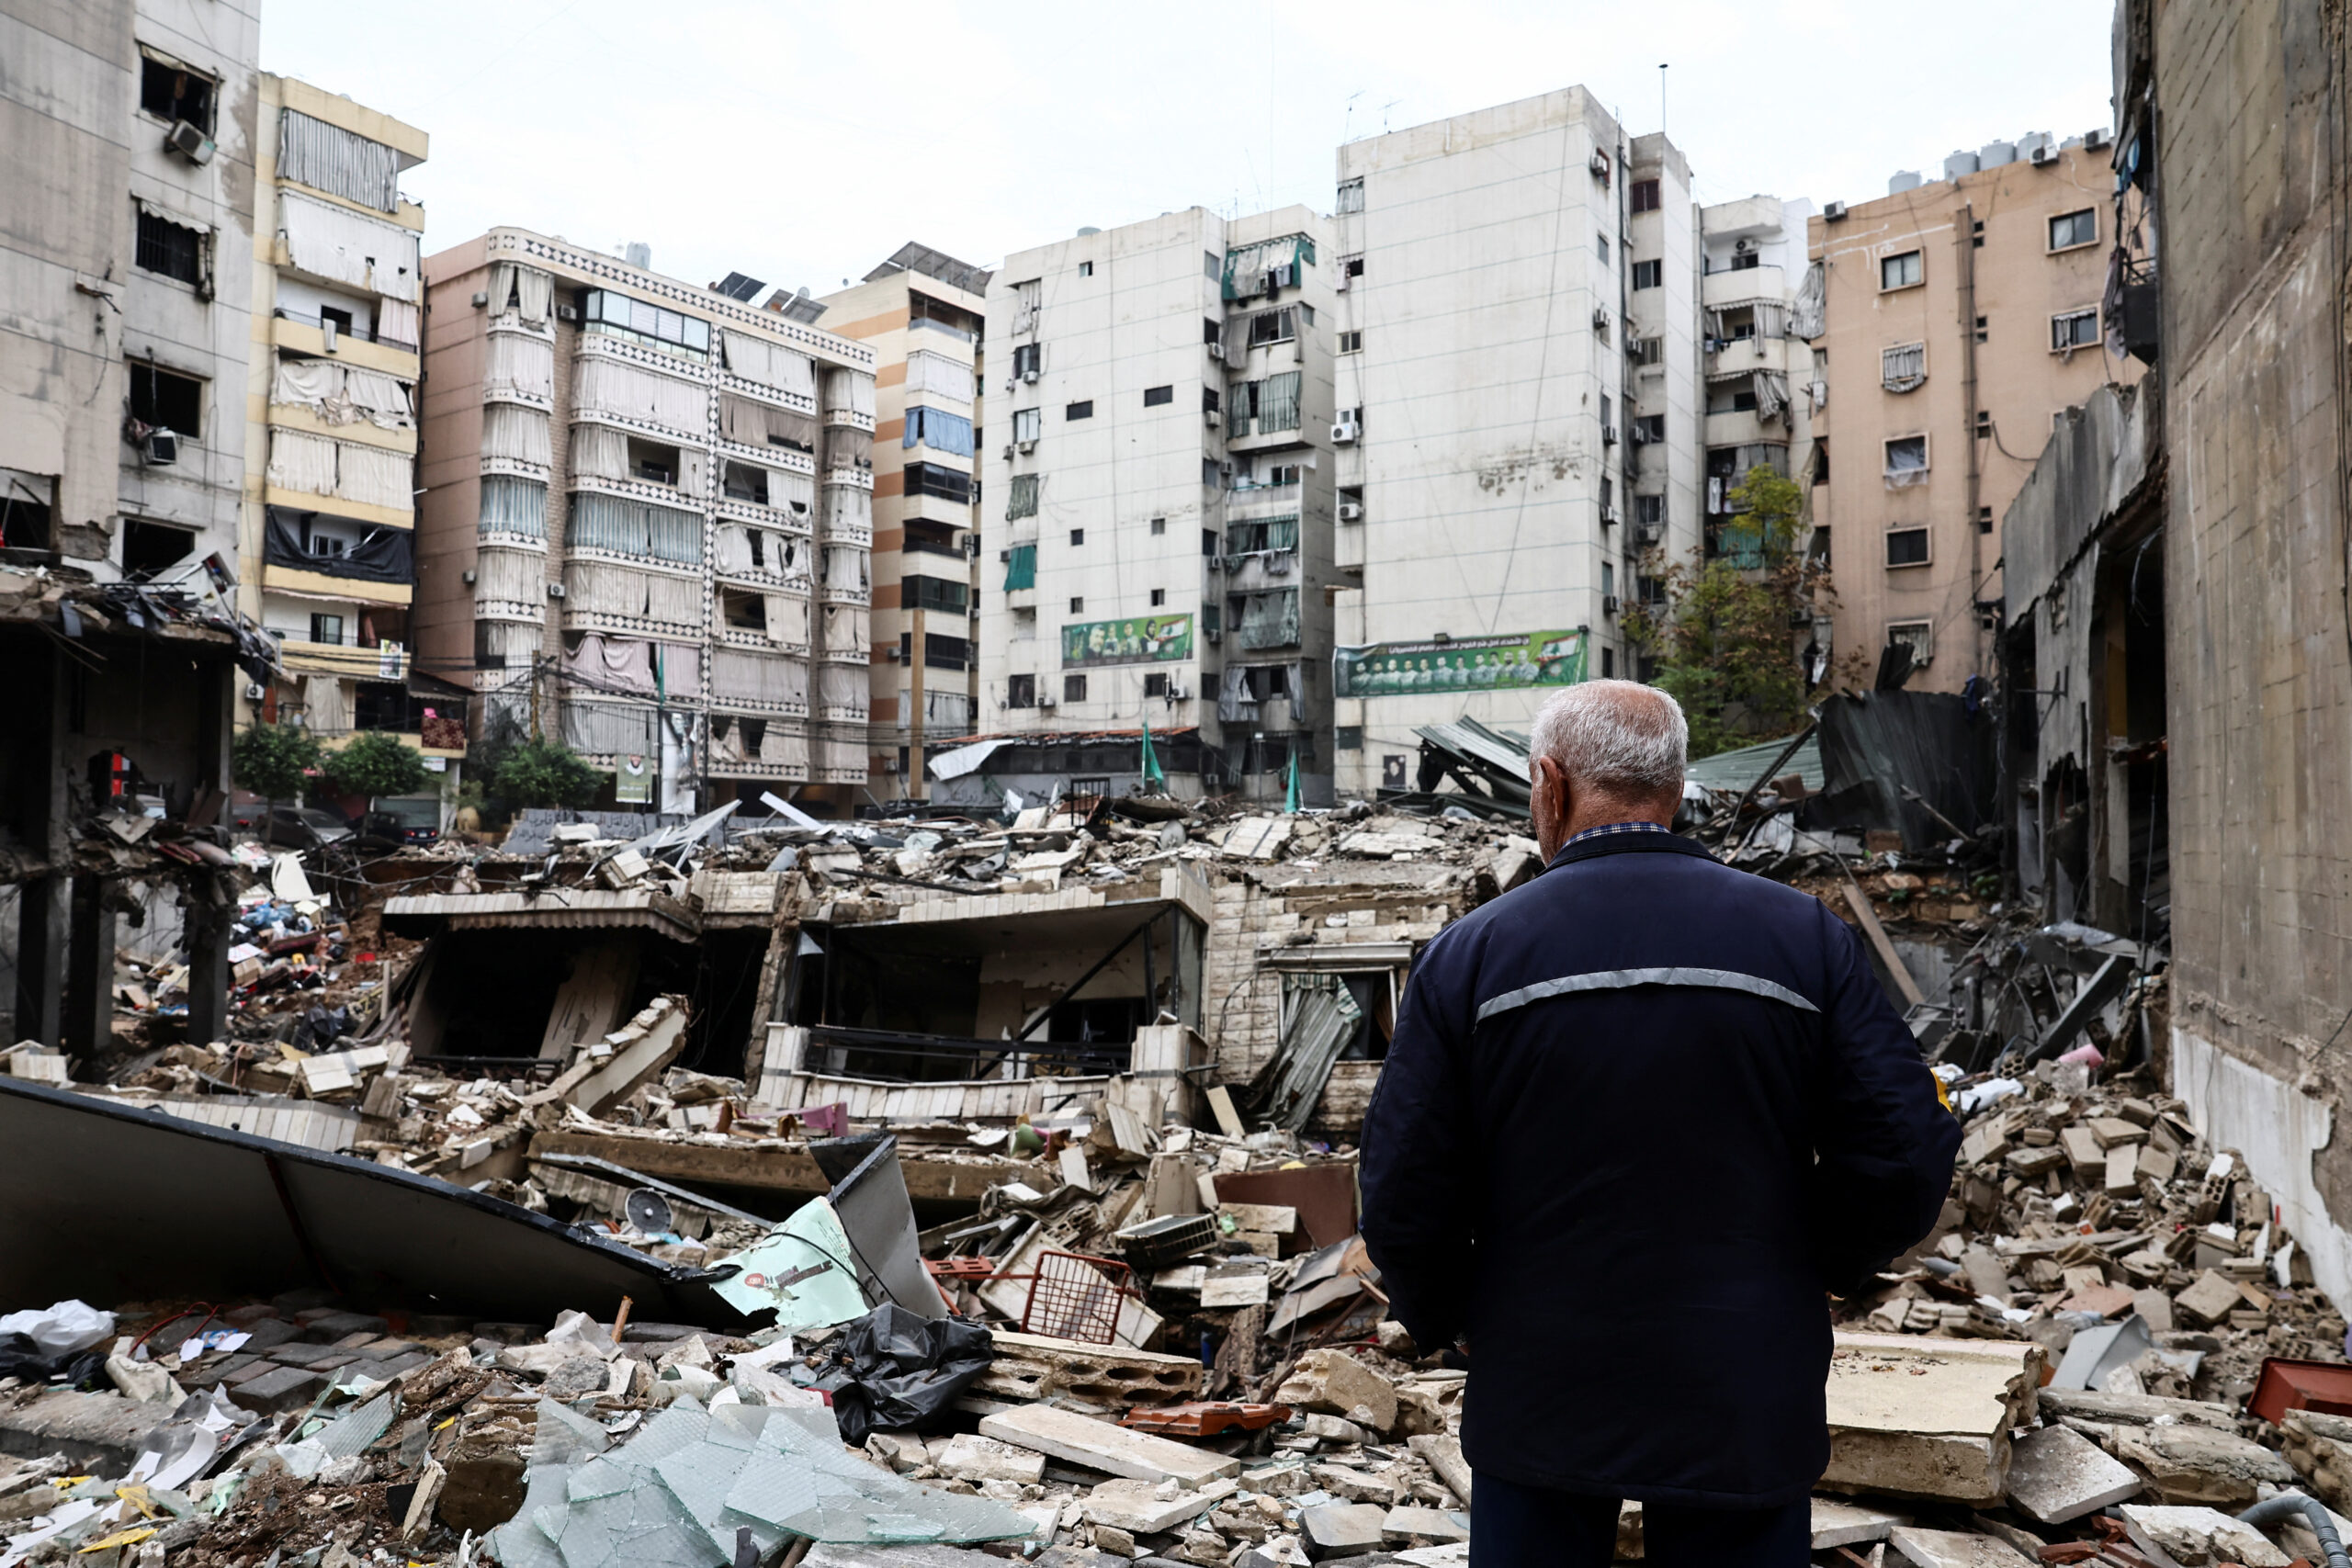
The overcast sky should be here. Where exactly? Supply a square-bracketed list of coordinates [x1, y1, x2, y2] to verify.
[264, 0, 2117, 302]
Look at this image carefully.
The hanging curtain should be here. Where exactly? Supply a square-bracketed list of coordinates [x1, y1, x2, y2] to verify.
[266, 429, 340, 496]
[719, 393, 815, 450]
[711, 649, 806, 707]
[279, 192, 419, 301]
[1218, 663, 1259, 723]
[822, 367, 876, 417]
[904, 351, 973, 403]
[720, 331, 817, 398]
[559, 699, 657, 755]
[481, 403, 551, 467]
[479, 476, 547, 536]
[568, 423, 631, 484]
[821, 546, 868, 592]
[512, 267, 553, 327]
[561, 635, 657, 695]
[301, 673, 350, 733]
[485, 331, 555, 401]
[1006, 474, 1039, 520]
[820, 485, 871, 536]
[816, 665, 869, 716]
[827, 426, 873, 469]
[277, 110, 401, 212]
[1236, 589, 1300, 650]
[576, 358, 707, 434]
[901, 406, 974, 457]
[762, 592, 809, 647]
[823, 603, 869, 658]
[374, 298, 420, 350]
[567, 492, 703, 565]
[471, 547, 542, 603]
[334, 443, 412, 511]
[1003, 543, 1036, 591]
[1258, 371, 1302, 433]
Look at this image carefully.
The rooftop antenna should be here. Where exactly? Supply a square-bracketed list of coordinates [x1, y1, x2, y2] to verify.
[1660, 63, 1668, 138]
[1382, 98, 1402, 134]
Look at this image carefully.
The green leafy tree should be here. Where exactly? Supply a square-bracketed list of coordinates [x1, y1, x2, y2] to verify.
[323, 731, 429, 801]
[1623, 465, 1846, 758]
[232, 722, 322, 806]
[492, 738, 603, 809]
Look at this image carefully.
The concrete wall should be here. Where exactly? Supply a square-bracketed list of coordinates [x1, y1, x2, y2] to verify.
[2143, 0, 2352, 1313]
[1811, 143, 2132, 691]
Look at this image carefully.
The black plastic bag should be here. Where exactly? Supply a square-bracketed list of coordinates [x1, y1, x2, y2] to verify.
[0, 1332, 107, 1391]
[808, 1303, 995, 1445]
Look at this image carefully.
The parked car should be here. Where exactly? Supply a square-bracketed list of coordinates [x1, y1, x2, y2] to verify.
[265, 807, 356, 851]
[351, 810, 439, 851]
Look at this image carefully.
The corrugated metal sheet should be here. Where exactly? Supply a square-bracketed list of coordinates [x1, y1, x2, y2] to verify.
[1685, 731, 1826, 793]
[383, 888, 700, 942]
[1816, 692, 1996, 849]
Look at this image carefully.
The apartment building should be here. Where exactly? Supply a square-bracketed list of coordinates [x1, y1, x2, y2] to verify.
[1808, 135, 2138, 690]
[414, 233, 876, 815]
[1, 0, 259, 581]
[1329, 91, 1695, 797]
[967, 206, 1340, 806]
[237, 77, 452, 792]
[816, 245, 990, 800]
[1697, 192, 1821, 595]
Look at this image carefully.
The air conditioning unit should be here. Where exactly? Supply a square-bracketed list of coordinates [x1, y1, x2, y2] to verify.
[546, 581, 567, 599]
[1634, 522, 1664, 547]
[1600, 424, 1618, 446]
[1165, 684, 1189, 701]
[1600, 504, 1619, 526]
[1037, 694, 1057, 708]
[1735, 237, 1758, 254]
[1001, 444, 1014, 460]
[1204, 410, 1220, 428]
[143, 428, 178, 466]
[1337, 502, 1364, 523]
[1592, 308, 1611, 331]
[1204, 628, 1223, 644]
[2030, 144, 2058, 167]
[1021, 369, 1040, 384]
[1204, 555, 1225, 572]
[1206, 342, 1226, 361]
[999, 548, 1012, 562]
[1603, 593, 1622, 615]
[2086, 127, 2113, 151]
[1630, 424, 1653, 446]
[886, 647, 903, 662]
[557, 303, 581, 321]
[1589, 151, 1611, 182]
[1330, 416, 1360, 445]
[166, 119, 214, 165]
[243, 682, 266, 701]
[472, 290, 491, 309]
[1824, 200, 1849, 221]
[1017, 439, 1036, 455]
[461, 569, 478, 585]
[882, 759, 901, 774]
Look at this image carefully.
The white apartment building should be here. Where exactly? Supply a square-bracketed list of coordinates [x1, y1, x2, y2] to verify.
[2, 0, 260, 582]
[1697, 194, 1820, 592]
[1329, 90, 1698, 797]
[416, 233, 877, 816]
[964, 206, 1340, 806]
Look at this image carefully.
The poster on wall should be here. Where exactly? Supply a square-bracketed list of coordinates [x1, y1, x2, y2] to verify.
[615, 753, 652, 804]
[1332, 629, 1588, 698]
[1061, 613, 1194, 668]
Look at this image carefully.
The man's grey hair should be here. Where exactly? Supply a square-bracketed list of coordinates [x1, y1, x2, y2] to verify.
[1527, 680, 1689, 795]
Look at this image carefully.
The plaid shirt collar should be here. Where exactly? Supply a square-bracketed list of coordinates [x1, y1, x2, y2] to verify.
[1561, 819, 1677, 851]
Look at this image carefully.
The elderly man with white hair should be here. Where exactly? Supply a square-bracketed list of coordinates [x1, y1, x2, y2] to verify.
[1360, 681, 1958, 1568]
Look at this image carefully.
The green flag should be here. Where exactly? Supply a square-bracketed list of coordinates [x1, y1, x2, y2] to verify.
[1139, 717, 1167, 793]
[1284, 735, 1302, 812]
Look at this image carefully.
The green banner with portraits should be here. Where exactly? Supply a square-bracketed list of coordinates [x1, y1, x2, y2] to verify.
[1061, 613, 1193, 668]
[1332, 629, 1588, 698]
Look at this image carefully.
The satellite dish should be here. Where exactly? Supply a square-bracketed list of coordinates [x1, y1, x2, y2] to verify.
[625, 1189, 675, 1235]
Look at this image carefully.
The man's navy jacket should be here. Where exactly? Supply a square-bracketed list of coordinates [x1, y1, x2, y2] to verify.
[1358, 829, 1960, 1507]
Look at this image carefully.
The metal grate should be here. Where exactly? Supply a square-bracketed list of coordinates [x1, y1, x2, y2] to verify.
[1019, 1250, 1139, 1346]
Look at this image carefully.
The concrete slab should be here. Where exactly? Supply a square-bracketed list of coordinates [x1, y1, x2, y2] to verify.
[2120, 1504, 2293, 1567]
[1822, 1334, 2044, 1504]
[2005, 1425, 2145, 1522]
[0, 1391, 175, 1472]
[1078, 1476, 1239, 1534]
[1889, 1526, 2039, 1568]
[1811, 1498, 1909, 1548]
[1381, 1506, 1469, 1544]
[1299, 1501, 1386, 1559]
[931, 1434, 1046, 1485]
[978, 1404, 1239, 1483]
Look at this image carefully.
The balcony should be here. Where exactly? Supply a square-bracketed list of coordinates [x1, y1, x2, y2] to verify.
[1702, 266, 1785, 309]
[268, 314, 417, 377]
[1705, 408, 1773, 447]
[907, 316, 973, 344]
[1706, 335, 1788, 378]
[274, 637, 409, 682]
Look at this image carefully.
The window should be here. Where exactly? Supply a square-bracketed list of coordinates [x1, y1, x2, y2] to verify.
[1882, 343, 1926, 392]
[1336, 178, 1365, 213]
[310, 613, 345, 646]
[1007, 673, 1036, 708]
[1205, 251, 1222, 280]
[1635, 493, 1664, 526]
[628, 436, 680, 485]
[1203, 318, 1221, 344]
[904, 462, 971, 503]
[1602, 647, 1616, 678]
[1978, 505, 1996, 534]
[923, 632, 969, 671]
[1078, 261, 1094, 277]
[1012, 343, 1042, 378]
[1880, 250, 1923, 289]
[1731, 249, 1761, 272]
[318, 305, 354, 335]
[308, 532, 347, 558]
[1149, 517, 1166, 536]
[2052, 310, 2101, 351]
[1601, 561, 1615, 597]
[1150, 588, 1166, 606]
[1339, 330, 1363, 354]
[1629, 335, 1663, 367]
[1884, 434, 1928, 479]
[1069, 528, 1085, 546]
[1065, 400, 1093, 421]
[1144, 672, 1169, 698]
[1884, 526, 1930, 567]
[1201, 386, 1220, 413]
[1635, 413, 1666, 444]
[1203, 529, 1220, 557]
[1974, 314, 1989, 344]
[135, 209, 206, 286]
[1343, 255, 1365, 283]
[723, 462, 769, 504]
[140, 52, 215, 131]
[1972, 220, 1985, 250]
[905, 574, 968, 614]
[1012, 407, 1041, 443]
[1887, 620, 1934, 667]
[1069, 596, 1084, 614]
[1006, 473, 1039, 520]
[1728, 389, 1758, 412]
[1063, 673, 1088, 703]
[1597, 234, 1611, 265]
[1631, 179, 1662, 213]
[120, 517, 192, 580]
[1974, 410, 1993, 436]
[579, 291, 711, 358]
[130, 363, 202, 436]
[1249, 308, 1296, 346]
[1299, 302, 1315, 325]
[1593, 310, 1611, 344]
[1144, 384, 1173, 407]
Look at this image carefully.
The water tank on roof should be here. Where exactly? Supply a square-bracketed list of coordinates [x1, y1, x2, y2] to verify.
[1076, 226, 1102, 236]
[1943, 151, 1980, 181]
[624, 242, 651, 269]
[1888, 170, 1924, 195]
[2018, 131, 2054, 162]
[1979, 140, 2018, 168]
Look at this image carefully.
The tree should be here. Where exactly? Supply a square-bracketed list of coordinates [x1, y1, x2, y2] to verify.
[1623, 464, 1844, 759]
[492, 738, 603, 809]
[323, 731, 429, 801]
[232, 722, 322, 805]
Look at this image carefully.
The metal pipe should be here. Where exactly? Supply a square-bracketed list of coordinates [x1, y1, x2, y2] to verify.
[2238, 1490, 2351, 1568]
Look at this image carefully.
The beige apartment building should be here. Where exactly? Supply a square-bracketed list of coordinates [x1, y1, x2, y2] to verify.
[236, 77, 455, 804]
[413, 233, 876, 815]
[816, 246, 989, 800]
[1809, 134, 2139, 690]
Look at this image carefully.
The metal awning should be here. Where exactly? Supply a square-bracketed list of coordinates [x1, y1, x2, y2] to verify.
[382, 887, 701, 942]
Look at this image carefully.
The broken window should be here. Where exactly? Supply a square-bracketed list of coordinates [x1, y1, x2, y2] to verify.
[1882, 343, 1926, 393]
[1011, 343, 1042, 378]
[1887, 619, 1933, 666]
[1635, 413, 1667, 444]
[1881, 250, 1923, 289]
[723, 462, 769, 504]
[130, 362, 203, 436]
[1336, 178, 1365, 213]
[1006, 672, 1036, 707]
[1883, 434, 1928, 482]
[2052, 310, 2101, 352]
[1005, 473, 1039, 520]
[1, 468, 55, 550]
[120, 517, 194, 580]
[1249, 308, 1296, 346]
[135, 209, 207, 287]
[140, 51, 214, 130]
